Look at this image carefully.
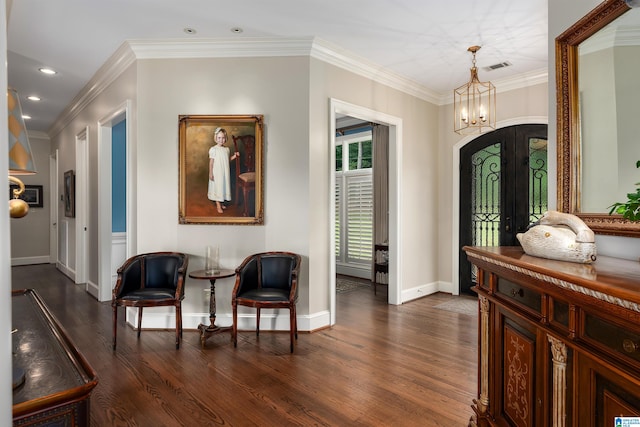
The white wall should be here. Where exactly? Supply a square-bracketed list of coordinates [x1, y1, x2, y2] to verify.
[49, 64, 137, 285]
[135, 56, 311, 329]
[44, 47, 552, 329]
[48, 52, 444, 329]
[309, 58, 438, 311]
[10, 133, 50, 265]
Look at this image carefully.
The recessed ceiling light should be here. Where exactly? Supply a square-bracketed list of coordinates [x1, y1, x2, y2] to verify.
[39, 67, 57, 75]
[184, 27, 196, 35]
[231, 27, 243, 34]
[27, 95, 41, 101]
[22, 115, 31, 120]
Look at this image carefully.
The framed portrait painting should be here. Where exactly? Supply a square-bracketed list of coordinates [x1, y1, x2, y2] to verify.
[178, 115, 264, 224]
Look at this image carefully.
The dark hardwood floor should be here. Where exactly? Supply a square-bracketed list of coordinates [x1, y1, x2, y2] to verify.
[12, 264, 477, 426]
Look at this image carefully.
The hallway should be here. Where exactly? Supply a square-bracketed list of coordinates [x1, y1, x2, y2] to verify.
[12, 264, 477, 426]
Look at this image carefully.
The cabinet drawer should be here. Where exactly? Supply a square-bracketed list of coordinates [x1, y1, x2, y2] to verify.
[496, 278, 542, 314]
[583, 313, 640, 365]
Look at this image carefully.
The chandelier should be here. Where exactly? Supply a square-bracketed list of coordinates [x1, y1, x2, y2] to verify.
[454, 46, 496, 135]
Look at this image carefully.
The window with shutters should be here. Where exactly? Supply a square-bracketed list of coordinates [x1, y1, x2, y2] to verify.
[335, 132, 373, 267]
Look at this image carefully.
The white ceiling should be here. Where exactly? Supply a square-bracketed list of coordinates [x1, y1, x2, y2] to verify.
[6, 0, 549, 134]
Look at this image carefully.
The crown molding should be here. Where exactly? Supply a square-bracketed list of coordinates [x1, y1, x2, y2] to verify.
[26, 130, 50, 140]
[128, 36, 315, 58]
[309, 38, 442, 104]
[439, 68, 548, 105]
[48, 43, 136, 137]
[48, 37, 547, 136]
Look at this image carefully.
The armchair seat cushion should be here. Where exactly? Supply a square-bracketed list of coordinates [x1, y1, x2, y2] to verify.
[237, 288, 289, 302]
[119, 288, 177, 300]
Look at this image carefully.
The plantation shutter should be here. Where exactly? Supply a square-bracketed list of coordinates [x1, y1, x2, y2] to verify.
[345, 174, 373, 263]
[335, 178, 341, 257]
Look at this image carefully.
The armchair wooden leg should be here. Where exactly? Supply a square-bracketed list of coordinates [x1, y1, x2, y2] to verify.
[256, 308, 261, 337]
[290, 306, 296, 353]
[137, 307, 143, 338]
[232, 304, 238, 348]
[175, 305, 182, 350]
[112, 305, 117, 350]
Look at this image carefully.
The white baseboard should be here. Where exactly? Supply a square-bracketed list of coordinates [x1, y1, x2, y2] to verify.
[11, 256, 51, 266]
[401, 280, 455, 303]
[438, 280, 455, 295]
[336, 264, 370, 279]
[85, 280, 100, 300]
[56, 262, 75, 282]
[401, 281, 440, 302]
[125, 308, 332, 332]
[118, 281, 457, 332]
[401, 280, 456, 302]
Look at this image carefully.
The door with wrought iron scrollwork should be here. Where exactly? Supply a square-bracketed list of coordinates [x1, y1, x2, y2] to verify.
[459, 124, 548, 295]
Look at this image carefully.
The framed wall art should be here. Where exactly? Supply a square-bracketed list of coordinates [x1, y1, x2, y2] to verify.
[9, 184, 43, 208]
[178, 114, 264, 224]
[64, 170, 75, 218]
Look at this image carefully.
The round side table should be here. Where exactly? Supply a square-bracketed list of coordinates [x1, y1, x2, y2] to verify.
[188, 269, 235, 347]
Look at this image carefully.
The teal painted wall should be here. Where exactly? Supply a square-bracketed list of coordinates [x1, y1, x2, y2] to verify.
[112, 120, 126, 232]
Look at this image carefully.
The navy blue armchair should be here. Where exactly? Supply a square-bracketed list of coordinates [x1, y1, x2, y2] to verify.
[232, 252, 301, 352]
[112, 252, 189, 350]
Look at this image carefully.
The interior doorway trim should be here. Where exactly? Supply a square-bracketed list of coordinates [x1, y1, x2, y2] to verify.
[49, 150, 59, 264]
[97, 100, 133, 302]
[75, 128, 89, 288]
[451, 116, 548, 295]
[329, 98, 403, 325]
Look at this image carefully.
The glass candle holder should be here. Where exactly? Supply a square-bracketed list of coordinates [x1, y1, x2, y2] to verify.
[204, 245, 219, 274]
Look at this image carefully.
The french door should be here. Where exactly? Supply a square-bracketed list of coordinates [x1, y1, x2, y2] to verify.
[459, 124, 548, 295]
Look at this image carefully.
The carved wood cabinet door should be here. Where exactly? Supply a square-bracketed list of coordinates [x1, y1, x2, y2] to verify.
[494, 309, 543, 426]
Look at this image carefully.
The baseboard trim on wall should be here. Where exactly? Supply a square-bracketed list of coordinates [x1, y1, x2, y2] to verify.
[336, 263, 370, 279]
[56, 262, 75, 283]
[401, 281, 447, 303]
[125, 309, 332, 333]
[11, 256, 51, 266]
[85, 281, 99, 300]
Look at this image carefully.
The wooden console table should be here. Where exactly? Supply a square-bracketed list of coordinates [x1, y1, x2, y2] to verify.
[463, 246, 640, 426]
[12, 289, 98, 426]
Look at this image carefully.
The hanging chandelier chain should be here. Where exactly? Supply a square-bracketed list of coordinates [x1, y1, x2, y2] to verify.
[468, 45, 481, 69]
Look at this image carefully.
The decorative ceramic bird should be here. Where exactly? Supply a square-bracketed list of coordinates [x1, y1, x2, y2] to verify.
[516, 210, 597, 264]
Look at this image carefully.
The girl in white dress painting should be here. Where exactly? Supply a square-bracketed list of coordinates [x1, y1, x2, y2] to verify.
[208, 127, 239, 213]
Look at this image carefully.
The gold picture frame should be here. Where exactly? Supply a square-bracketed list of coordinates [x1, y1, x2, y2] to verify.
[178, 115, 264, 224]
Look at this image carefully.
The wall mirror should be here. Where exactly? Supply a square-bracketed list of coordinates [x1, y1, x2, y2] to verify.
[557, 0, 640, 236]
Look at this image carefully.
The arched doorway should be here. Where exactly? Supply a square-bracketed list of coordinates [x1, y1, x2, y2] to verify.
[459, 124, 548, 295]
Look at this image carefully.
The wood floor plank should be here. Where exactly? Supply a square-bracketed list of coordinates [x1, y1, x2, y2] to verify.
[12, 265, 477, 426]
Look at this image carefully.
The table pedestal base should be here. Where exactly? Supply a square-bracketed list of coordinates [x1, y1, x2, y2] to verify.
[188, 269, 236, 348]
[197, 322, 232, 347]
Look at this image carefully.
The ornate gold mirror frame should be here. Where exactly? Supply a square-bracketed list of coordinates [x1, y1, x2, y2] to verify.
[556, 0, 640, 236]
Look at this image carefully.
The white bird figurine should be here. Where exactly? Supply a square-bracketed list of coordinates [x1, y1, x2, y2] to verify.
[516, 210, 597, 264]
